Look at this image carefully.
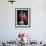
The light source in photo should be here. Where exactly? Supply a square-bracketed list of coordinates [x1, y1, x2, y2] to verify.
[8, 0, 16, 4]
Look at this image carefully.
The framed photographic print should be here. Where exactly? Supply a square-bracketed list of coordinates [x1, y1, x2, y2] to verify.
[15, 8, 31, 27]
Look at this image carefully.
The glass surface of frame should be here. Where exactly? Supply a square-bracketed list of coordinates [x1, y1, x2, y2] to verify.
[15, 8, 31, 28]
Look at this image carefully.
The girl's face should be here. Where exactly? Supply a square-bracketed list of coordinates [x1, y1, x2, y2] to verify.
[23, 13, 25, 16]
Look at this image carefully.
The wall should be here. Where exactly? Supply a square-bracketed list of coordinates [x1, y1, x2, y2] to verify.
[0, 0, 46, 42]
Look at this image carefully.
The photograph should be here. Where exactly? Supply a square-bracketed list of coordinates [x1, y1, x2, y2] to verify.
[15, 8, 31, 27]
[0, 0, 46, 46]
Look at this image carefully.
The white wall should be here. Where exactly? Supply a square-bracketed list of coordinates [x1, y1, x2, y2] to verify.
[0, 0, 46, 42]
